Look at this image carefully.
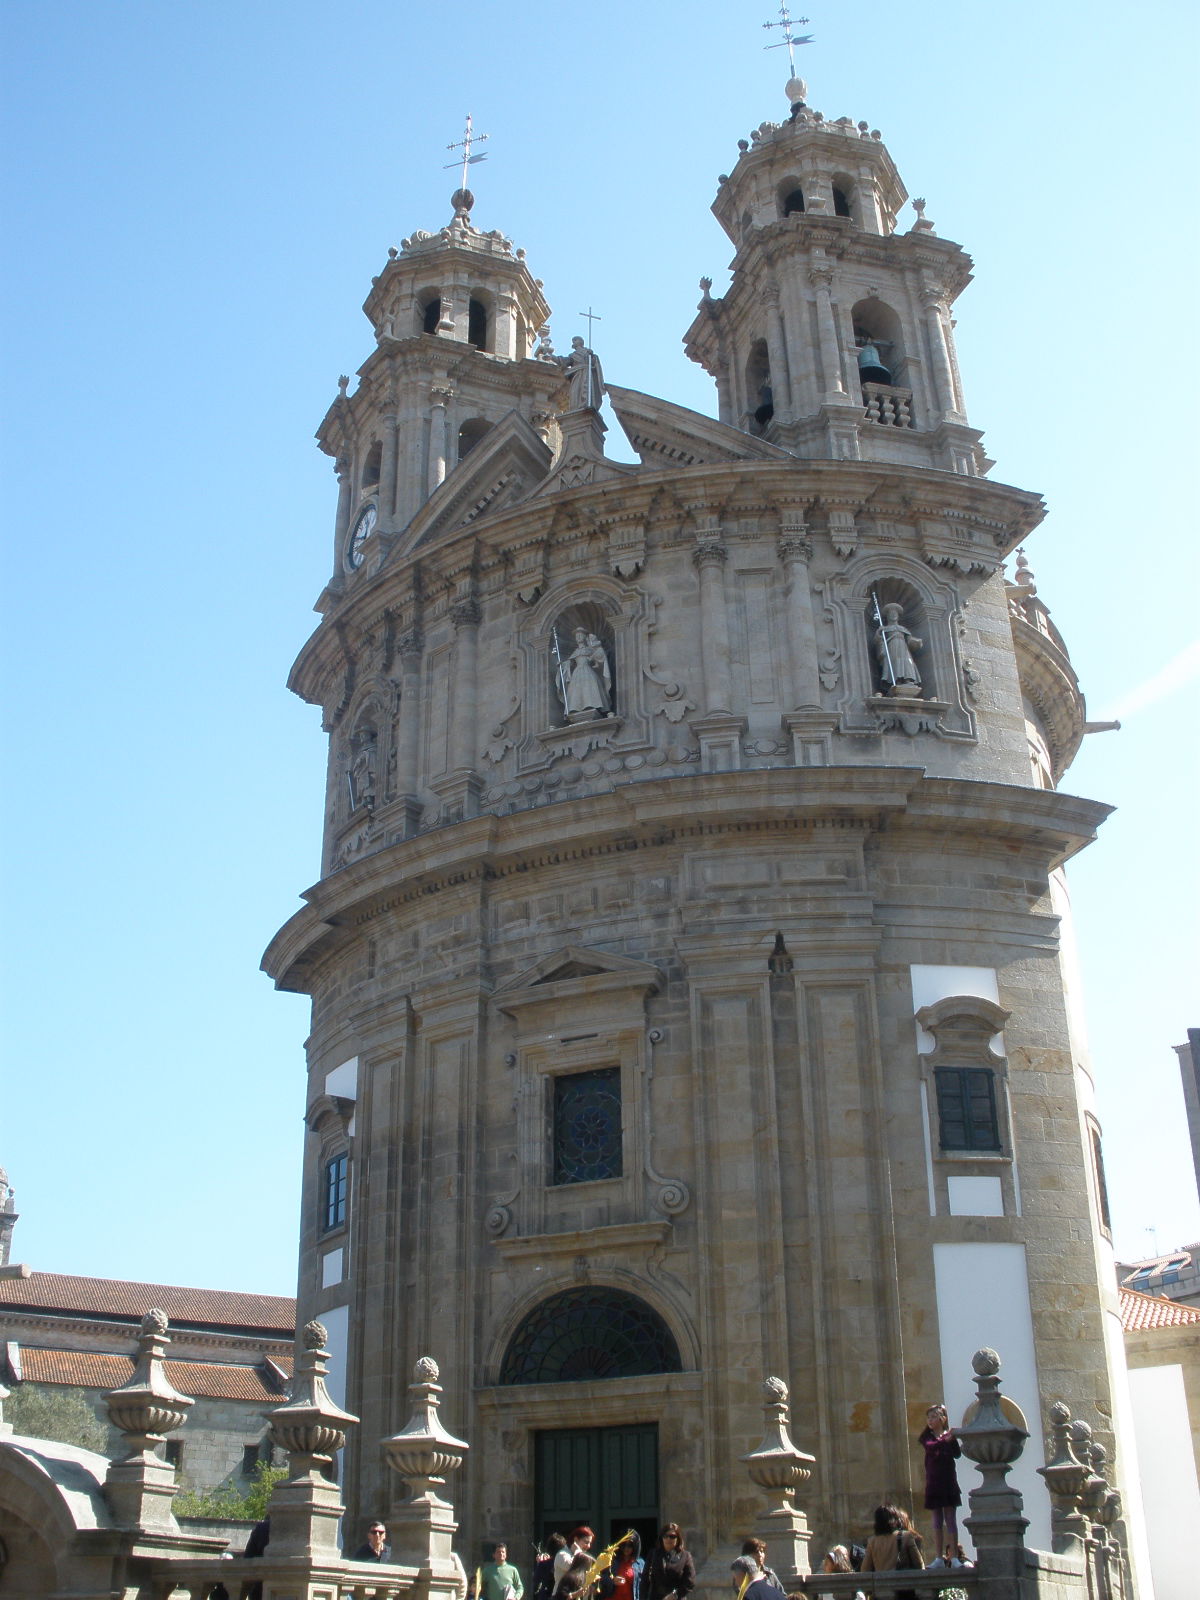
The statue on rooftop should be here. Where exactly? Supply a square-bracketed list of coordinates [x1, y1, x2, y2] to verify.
[562, 337, 604, 411]
[873, 601, 923, 695]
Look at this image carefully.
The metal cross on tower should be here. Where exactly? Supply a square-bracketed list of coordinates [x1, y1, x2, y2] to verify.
[445, 113, 489, 191]
[579, 306, 602, 344]
[762, 4, 813, 78]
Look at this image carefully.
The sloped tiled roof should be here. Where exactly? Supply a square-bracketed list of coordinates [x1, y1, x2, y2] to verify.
[18, 1346, 292, 1402]
[1119, 1286, 1200, 1332]
[0, 1271, 294, 1335]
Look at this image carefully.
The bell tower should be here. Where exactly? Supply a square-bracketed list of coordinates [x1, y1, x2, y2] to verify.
[316, 186, 564, 589]
[684, 75, 990, 475]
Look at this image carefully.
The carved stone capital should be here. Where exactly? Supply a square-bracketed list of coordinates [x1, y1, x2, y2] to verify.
[692, 540, 728, 570]
[778, 535, 813, 564]
[450, 598, 481, 630]
[430, 385, 455, 408]
[808, 265, 834, 291]
[398, 626, 424, 660]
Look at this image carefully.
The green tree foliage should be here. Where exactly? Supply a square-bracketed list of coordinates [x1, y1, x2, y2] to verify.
[5, 1383, 109, 1452]
[174, 1458, 287, 1523]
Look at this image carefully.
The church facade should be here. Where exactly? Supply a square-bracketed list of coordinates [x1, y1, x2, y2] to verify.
[265, 75, 1139, 1577]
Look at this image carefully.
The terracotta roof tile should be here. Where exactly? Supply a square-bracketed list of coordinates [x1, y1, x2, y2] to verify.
[18, 1346, 292, 1402]
[0, 1271, 294, 1334]
[1119, 1287, 1200, 1332]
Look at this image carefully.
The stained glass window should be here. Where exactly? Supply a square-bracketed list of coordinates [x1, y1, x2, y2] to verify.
[935, 1067, 1001, 1152]
[552, 1068, 622, 1185]
[500, 1288, 682, 1385]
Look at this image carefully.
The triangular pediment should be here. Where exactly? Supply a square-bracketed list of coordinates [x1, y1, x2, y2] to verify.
[606, 383, 796, 467]
[401, 410, 553, 552]
[494, 944, 663, 1018]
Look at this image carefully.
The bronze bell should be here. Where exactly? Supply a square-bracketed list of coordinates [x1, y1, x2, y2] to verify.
[858, 341, 892, 386]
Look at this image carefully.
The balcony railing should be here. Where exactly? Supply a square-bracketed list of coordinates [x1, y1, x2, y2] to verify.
[861, 382, 914, 428]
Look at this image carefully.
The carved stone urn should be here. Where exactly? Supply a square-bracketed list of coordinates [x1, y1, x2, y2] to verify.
[382, 1356, 469, 1508]
[104, 1309, 194, 1460]
[957, 1348, 1029, 1554]
[267, 1318, 357, 1478]
[1037, 1401, 1090, 1554]
[740, 1376, 816, 1583]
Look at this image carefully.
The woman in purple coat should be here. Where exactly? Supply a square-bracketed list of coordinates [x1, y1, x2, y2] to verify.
[919, 1404, 963, 1566]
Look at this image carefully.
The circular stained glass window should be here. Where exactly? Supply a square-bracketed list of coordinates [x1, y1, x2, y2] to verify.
[499, 1288, 683, 1385]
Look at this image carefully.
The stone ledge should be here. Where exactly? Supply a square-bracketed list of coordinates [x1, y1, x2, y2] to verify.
[492, 1220, 671, 1261]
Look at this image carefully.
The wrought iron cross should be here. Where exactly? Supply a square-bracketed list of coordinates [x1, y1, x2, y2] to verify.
[762, 4, 813, 78]
[578, 306, 602, 345]
[445, 113, 489, 190]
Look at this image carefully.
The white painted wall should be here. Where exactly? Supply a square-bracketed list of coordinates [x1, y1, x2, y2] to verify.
[947, 1176, 1004, 1217]
[322, 1301, 351, 1410]
[932, 1241, 1050, 1552]
[1128, 1362, 1199, 1600]
[910, 966, 1000, 1053]
[325, 1057, 359, 1099]
[322, 1246, 344, 1288]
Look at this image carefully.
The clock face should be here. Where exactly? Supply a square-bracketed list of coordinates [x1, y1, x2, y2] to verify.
[347, 503, 377, 569]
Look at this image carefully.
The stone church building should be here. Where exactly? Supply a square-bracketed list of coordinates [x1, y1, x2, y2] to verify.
[263, 71, 1141, 1578]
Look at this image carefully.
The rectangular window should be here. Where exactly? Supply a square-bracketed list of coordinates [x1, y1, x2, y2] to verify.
[935, 1067, 1001, 1152]
[322, 1152, 348, 1232]
[242, 1443, 260, 1476]
[165, 1439, 184, 1470]
[1090, 1125, 1112, 1235]
[552, 1067, 622, 1185]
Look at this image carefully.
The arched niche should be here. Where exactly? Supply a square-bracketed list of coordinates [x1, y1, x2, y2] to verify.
[468, 294, 489, 351]
[458, 416, 494, 462]
[360, 440, 382, 490]
[852, 296, 907, 388]
[498, 1286, 683, 1385]
[548, 600, 616, 725]
[862, 577, 928, 698]
[419, 292, 442, 335]
[777, 177, 805, 217]
[745, 338, 773, 433]
[831, 172, 857, 221]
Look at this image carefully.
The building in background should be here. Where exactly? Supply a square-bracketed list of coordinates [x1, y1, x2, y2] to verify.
[1174, 1029, 1200, 1205]
[264, 67, 1145, 1583]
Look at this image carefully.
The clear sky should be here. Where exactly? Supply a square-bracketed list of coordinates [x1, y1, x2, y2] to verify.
[2, 1, 1197, 1298]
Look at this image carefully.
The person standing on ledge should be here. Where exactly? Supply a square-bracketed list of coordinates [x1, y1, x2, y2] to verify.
[918, 1403, 963, 1566]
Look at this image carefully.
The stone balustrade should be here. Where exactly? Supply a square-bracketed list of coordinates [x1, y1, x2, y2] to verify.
[861, 382, 914, 427]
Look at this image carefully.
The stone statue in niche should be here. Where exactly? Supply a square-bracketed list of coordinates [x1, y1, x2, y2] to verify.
[873, 601, 923, 695]
[554, 627, 612, 721]
[348, 729, 378, 809]
[561, 337, 604, 411]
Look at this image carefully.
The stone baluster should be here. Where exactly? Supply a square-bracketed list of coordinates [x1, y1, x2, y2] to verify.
[956, 1348, 1029, 1586]
[382, 1356, 470, 1600]
[264, 1317, 358, 1559]
[740, 1375, 816, 1583]
[693, 534, 731, 714]
[778, 526, 820, 708]
[1037, 1400, 1090, 1556]
[103, 1309, 194, 1530]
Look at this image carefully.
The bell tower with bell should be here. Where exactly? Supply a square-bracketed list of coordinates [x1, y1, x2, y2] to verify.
[684, 68, 990, 475]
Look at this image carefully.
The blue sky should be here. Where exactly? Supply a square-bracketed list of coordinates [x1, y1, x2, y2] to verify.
[2, 0, 1197, 1297]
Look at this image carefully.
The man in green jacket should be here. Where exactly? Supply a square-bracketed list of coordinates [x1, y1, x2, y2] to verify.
[481, 1543, 525, 1600]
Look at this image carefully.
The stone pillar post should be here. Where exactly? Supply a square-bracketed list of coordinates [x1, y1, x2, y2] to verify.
[809, 267, 847, 399]
[397, 627, 424, 837]
[264, 1318, 358, 1560]
[103, 1310, 194, 1531]
[379, 399, 400, 528]
[922, 290, 962, 421]
[334, 453, 353, 555]
[495, 291, 518, 360]
[764, 287, 792, 421]
[740, 1376, 816, 1584]
[428, 387, 452, 494]
[1037, 1400, 1090, 1557]
[383, 1356, 470, 1600]
[777, 525, 820, 708]
[956, 1348, 1030, 1588]
[693, 536, 731, 714]
[714, 358, 734, 427]
[450, 599, 481, 776]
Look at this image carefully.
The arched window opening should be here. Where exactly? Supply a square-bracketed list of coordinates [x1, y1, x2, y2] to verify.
[361, 440, 382, 489]
[457, 417, 493, 462]
[777, 179, 805, 217]
[852, 297, 912, 426]
[864, 579, 927, 699]
[421, 295, 442, 335]
[745, 339, 773, 433]
[468, 297, 489, 350]
[740, 209, 753, 242]
[499, 1288, 682, 1385]
[832, 184, 853, 218]
[549, 602, 615, 724]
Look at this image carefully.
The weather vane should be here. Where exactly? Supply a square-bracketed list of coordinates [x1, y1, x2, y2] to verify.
[445, 113, 489, 192]
[762, 4, 813, 79]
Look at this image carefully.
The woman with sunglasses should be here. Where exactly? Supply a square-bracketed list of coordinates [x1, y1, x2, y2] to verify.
[645, 1525, 695, 1600]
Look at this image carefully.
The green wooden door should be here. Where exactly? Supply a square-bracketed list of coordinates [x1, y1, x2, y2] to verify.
[534, 1424, 659, 1551]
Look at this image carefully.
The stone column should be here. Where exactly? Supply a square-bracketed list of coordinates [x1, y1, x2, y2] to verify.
[922, 289, 962, 421]
[741, 1376, 815, 1584]
[450, 599, 480, 774]
[715, 358, 734, 427]
[103, 1310, 194, 1531]
[693, 536, 731, 714]
[809, 266, 847, 400]
[334, 454, 353, 558]
[397, 627, 424, 837]
[264, 1317, 358, 1560]
[383, 1356, 470, 1600]
[764, 286, 792, 421]
[428, 387, 452, 495]
[379, 398, 400, 527]
[778, 525, 820, 708]
[494, 291, 518, 360]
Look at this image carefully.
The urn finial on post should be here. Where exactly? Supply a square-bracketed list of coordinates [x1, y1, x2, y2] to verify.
[382, 1356, 470, 1595]
[102, 1310, 194, 1529]
[740, 1375, 816, 1583]
[1037, 1400, 1089, 1555]
[262, 1317, 359, 1558]
[957, 1348, 1030, 1565]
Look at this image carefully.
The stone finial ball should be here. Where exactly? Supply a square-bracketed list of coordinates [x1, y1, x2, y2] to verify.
[451, 188, 475, 214]
[142, 1308, 169, 1335]
[763, 1376, 789, 1402]
[303, 1319, 328, 1350]
[785, 76, 808, 104]
[1050, 1400, 1071, 1424]
[415, 1355, 440, 1381]
[972, 1348, 1001, 1376]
